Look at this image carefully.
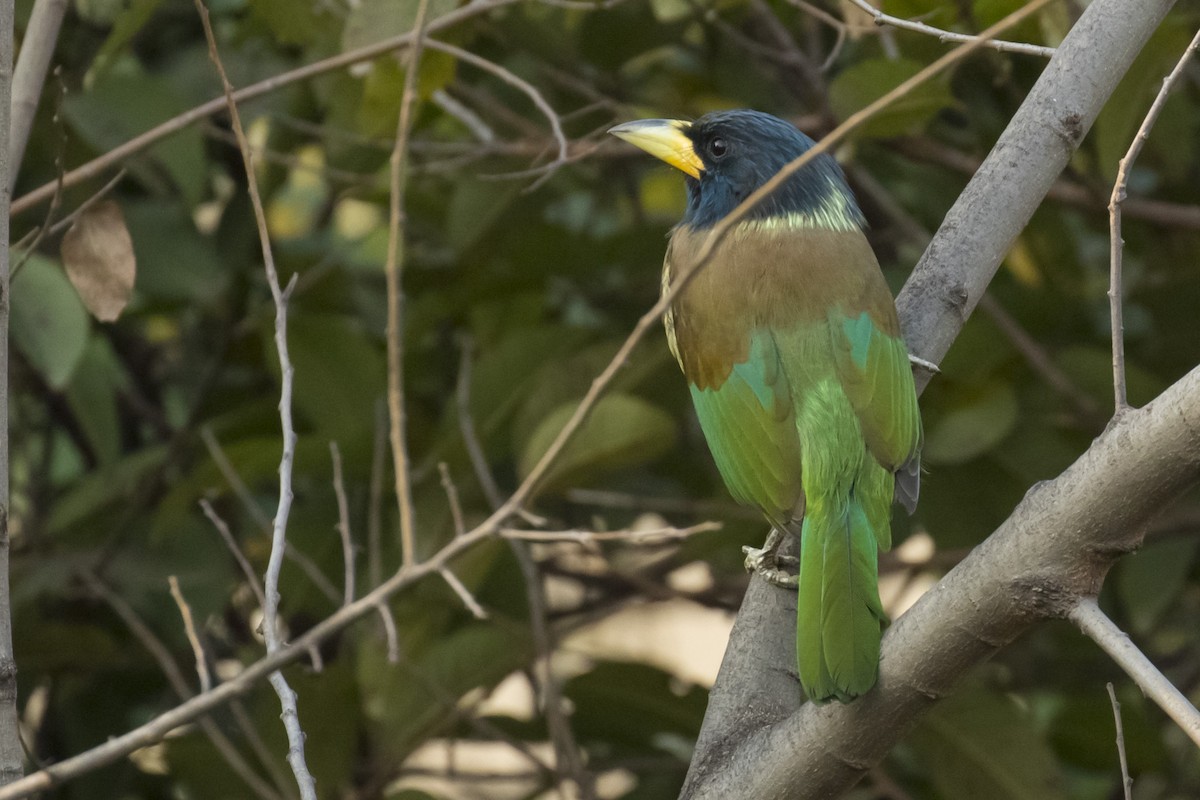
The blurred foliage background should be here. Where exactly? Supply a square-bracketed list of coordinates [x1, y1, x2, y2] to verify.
[8, 0, 1200, 798]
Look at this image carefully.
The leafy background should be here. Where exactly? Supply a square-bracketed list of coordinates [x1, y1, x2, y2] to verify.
[8, 0, 1200, 798]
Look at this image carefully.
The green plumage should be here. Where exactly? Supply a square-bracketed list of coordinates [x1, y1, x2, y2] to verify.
[665, 221, 921, 703]
[610, 110, 922, 703]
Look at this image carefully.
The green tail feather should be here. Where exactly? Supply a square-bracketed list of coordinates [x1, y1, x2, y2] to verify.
[796, 492, 885, 703]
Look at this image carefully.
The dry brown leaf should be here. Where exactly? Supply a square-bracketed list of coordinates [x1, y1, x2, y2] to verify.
[61, 200, 136, 322]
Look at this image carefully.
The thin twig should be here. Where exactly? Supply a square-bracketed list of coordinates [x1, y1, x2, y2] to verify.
[976, 294, 1105, 426]
[422, 41, 566, 191]
[200, 428, 340, 605]
[375, 603, 401, 663]
[455, 337, 505, 509]
[330, 442, 356, 606]
[431, 88, 495, 143]
[385, 0, 430, 571]
[1108, 27, 1200, 414]
[439, 568, 488, 619]
[81, 572, 282, 800]
[508, 538, 593, 800]
[200, 499, 268, 611]
[368, 399, 386, 588]
[438, 463, 467, 538]
[1069, 599, 1200, 750]
[894, 135, 1200, 231]
[844, 0, 1055, 58]
[167, 576, 212, 694]
[230, 701, 299, 800]
[422, 40, 569, 189]
[1106, 683, 1133, 800]
[192, 2, 316, 797]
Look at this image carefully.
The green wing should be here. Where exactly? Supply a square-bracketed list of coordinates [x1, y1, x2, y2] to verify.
[688, 330, 803, 524]
[830, 309, 923, 512]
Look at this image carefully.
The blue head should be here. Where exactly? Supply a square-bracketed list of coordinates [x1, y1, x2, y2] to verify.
[610, 109, 864, 230]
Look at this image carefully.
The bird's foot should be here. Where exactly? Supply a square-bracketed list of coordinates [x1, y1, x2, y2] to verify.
[741, 544, 799, 589]
[908, 353, 940, 374]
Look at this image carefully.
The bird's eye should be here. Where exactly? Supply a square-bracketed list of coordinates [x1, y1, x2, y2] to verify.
[708, 137, 728, 159]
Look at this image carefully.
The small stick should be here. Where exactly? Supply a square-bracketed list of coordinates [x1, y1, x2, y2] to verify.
[1106, 683, 1133, 800]
[1070, 599, 1200, 750]
[1107, 27, 1200, 413]
[167, 576, 212, 694]
[330, 442, 356, 606]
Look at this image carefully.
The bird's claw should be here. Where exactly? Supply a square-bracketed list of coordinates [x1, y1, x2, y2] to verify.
[741, 544, 799, 589]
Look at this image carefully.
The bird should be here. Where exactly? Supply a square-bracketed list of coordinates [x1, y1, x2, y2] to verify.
[609, 110, 922, 703]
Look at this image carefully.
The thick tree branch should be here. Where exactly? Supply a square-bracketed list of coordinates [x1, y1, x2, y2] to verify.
[0, 0, 20, 785]
[8, 0, 66, 191]
[896, 0, 1178, 384]
[682, 0, 1182, 797]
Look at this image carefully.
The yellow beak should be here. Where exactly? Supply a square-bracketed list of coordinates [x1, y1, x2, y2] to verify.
[609, 119, 704, 179]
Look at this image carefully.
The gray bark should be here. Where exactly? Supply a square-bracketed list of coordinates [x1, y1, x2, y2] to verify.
[8, 0, 66, 192]
[680, 0, 1182, 797]
[0, 0, 21, 785]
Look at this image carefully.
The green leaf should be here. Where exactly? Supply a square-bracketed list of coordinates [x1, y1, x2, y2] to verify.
[830, 59, 956, 138]
[11, 255, 90, 389]
[446, 178, 522, 254]
[85, 0, 166, 84]
[518, 393, 677, 490]
[908, 688, 1066, 800]
[64, 70, 207, 205]
[924, 382, 1018, 465]
[250, 0, 336, 47]
[64, 336, 127, 465]
[123, 200, 228, 302]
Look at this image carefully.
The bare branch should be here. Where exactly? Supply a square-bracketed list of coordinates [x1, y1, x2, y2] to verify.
[330, 442, 356, 606]
[437, 463, 466, 538]
[0, 0, 20, 782]
[1108, 26, 1200, 413]
[894, 136, 1200, 231]
[385, 0, 430, 571]
[192, 1, 315, 796]
[167, 576, 211, 694]
[81, 572, 282, 800]
[1069, 599, 1200, 750]
[375, 603, 401, 664]
[440, 568, 488, 620]
[843, 0, 1055, 58]
[368, 399, 387, 589]
[456, 337, 505, 510]
[1106, 683, 1133, 800]
[424, 39, 569, 189]
[200, 499, 268, 612]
